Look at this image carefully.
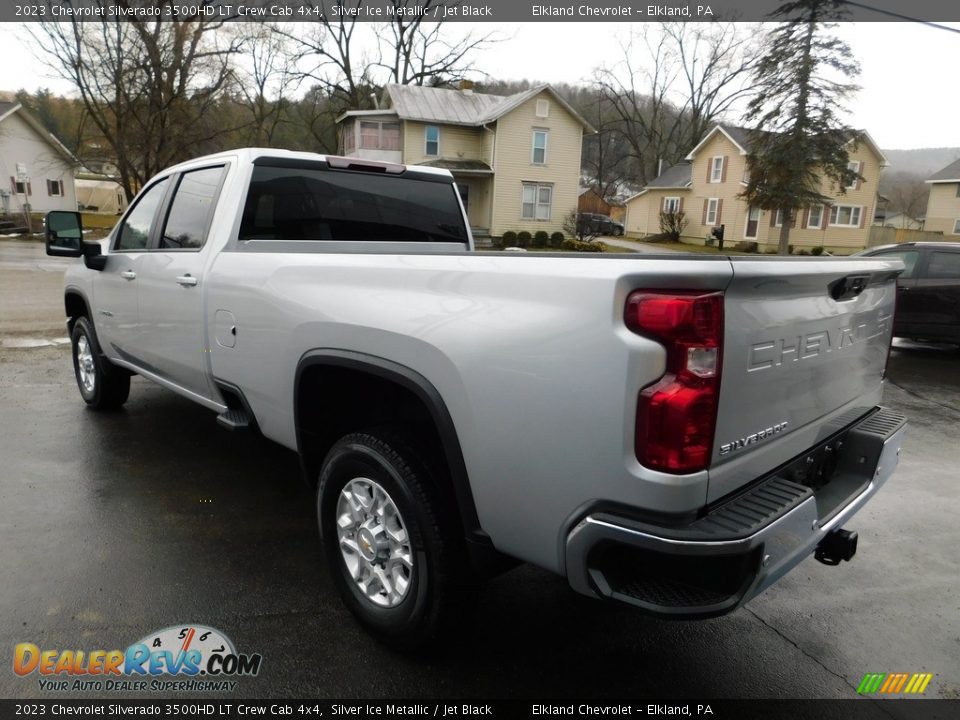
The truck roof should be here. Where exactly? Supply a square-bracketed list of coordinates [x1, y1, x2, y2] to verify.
[162, 148, 456, 181]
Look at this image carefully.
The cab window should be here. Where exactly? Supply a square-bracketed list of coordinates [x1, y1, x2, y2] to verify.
[158, 166, 226, 250]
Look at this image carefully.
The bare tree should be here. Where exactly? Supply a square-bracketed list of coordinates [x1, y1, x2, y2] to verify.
[30, 5, 241, 199]
[595, 23, 756, 185]
[883, 173, 929, 224]
[283, 1, 501, 118]
[372, 1, 500, 91]
[235, 24, 302, 146]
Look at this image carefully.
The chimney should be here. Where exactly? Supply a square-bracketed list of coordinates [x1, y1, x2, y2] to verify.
[459, 80, 475, 95]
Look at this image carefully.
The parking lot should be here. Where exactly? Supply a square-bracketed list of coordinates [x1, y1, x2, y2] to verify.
[1, 239, 958, 707]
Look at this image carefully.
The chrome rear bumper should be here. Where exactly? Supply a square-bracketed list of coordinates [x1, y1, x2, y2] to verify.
[565, 408, 907, 617]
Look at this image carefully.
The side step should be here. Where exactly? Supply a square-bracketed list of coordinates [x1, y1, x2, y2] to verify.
[217, 408, 253, 431]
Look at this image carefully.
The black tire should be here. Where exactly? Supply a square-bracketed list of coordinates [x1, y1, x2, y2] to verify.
[71, 316, 130, 410]
[317, 430, 467, 649]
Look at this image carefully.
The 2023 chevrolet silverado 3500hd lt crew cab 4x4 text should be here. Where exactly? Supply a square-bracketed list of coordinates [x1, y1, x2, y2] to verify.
[45, 150, 907, 648]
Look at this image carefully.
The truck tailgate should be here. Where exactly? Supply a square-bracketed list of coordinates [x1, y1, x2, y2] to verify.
[708, 256, 901, 502]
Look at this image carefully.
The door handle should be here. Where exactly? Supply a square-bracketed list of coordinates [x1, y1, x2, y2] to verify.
[897, 286, 910, 291]
[176, 274, 198, 287]
[121, 270, 136, 280]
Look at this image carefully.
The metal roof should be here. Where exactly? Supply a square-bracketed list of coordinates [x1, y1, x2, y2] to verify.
[387, 85, 509, 126]
[383, 84, 595, 132]
[416, 158, 493, 173]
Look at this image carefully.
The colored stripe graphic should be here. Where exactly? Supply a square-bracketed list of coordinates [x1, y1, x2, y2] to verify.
[858, 672, 933, 695]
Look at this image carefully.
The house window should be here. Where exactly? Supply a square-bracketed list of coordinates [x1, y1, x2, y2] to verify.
[846, 161, 861, 189]
[342, 124, 355, 153]
[425, 125, 440, 156]
[359, 120, 400, 150]
[521, 182, 552, 220]
[536, 100, 549, 118]
[807, 205, 824, 229]
[706, 198, 719, 225]
[953, 219, 960, 235]
[710, 157, 724, 183]
[829, 204, 862, 227]
[774, 209, 787, 227]
[48, 180, 61, 196]
[532, 130, 548, 165]
[14, 180, 26, 194]
[663, 197, 680, 214]
[955, 184, 960, 198]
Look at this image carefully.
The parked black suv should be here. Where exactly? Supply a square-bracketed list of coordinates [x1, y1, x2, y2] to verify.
[577, 213, 624, 237]
[857, 242, 960, 343]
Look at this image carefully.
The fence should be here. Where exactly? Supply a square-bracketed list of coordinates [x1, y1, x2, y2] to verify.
[867, 226, 946, 247]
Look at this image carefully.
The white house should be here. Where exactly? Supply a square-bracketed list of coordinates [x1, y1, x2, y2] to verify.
[0, 100, 79, 217]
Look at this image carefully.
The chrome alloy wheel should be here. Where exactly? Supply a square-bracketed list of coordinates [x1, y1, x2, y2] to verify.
[76, 334, 96, 394]
[336, 477, 413, 608]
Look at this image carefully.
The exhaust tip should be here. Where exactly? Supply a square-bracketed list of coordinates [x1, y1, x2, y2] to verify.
[815, 528, 858, 566]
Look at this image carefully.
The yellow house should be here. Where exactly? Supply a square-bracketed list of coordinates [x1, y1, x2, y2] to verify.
[923, 158, 960, 237]
[337, 84, 594, 241]
[624, 124, 888, 254]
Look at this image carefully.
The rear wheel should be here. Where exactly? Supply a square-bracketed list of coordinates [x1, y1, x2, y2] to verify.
[71, 316, 130, 410]
[317, 430, 468, 649]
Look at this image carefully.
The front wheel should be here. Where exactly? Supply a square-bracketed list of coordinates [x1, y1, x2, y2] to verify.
[71, 316, 130, 410]
[317, 430, 468, 649]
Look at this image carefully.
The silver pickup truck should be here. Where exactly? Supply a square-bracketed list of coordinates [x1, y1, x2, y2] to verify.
[46, 149, 907, 648]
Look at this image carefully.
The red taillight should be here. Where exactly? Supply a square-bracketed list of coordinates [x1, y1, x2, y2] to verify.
[625, 291, 724, 474]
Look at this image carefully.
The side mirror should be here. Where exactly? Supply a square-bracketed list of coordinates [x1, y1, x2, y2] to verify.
[45, 211, 83, 257]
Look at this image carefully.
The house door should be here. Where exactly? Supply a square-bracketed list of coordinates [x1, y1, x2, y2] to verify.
[457, 183, 470, 217]
[745, 206, 760, 239]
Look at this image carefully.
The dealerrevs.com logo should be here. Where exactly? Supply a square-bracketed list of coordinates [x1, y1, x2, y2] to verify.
[14, 624, 262, 693]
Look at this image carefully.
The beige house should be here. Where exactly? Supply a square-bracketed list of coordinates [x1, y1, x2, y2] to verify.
[337, 84, 593, 239]
[923, 158, 960, 237]
[624, 124, 888, 254]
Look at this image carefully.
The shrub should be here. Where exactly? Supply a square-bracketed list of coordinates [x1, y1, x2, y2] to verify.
[788, 244, 795, 255]
[658, 210, 688, 241]
[533, 230, 549, 248]
[811, 246, 824, 256]
[561, 238, 604, 253]
[517, 231, 532, 248]
[734, 241, 758, 253]
[798, 249, 810, 256]
[502, 231, 518, 248]
[550, 231, 565, 249]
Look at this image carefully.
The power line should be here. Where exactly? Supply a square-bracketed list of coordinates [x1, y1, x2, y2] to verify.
[839, 1, 960, 34]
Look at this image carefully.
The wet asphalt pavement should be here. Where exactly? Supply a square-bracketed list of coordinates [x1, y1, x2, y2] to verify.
[0, 240, 958, 709]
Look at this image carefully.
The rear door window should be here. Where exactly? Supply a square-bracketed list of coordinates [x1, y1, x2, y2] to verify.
[926, 251, 960, 279]
[158, 166, 226, 250]
[239, 163, 466, 244]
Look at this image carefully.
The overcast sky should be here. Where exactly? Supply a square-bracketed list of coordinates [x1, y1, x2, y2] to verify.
[1, 21, 957, 150]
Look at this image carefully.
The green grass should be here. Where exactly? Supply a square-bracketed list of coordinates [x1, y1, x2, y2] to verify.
[81, 213, 120, 230]
[634, 240, 750, 255]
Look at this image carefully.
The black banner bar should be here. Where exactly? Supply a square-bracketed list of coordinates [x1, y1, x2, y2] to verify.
[7, 0, 960, 23]
[1, 700, 959, 720]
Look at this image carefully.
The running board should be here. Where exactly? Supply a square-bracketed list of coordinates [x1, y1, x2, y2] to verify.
[217, 408, 253, 431]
